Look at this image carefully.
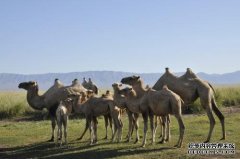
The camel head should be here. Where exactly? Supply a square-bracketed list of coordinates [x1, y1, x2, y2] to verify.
[18, 81, 38, 90]
[112, 83, 122, 90]
[120, 75, 140, 86]
[119, 87, 136, 98]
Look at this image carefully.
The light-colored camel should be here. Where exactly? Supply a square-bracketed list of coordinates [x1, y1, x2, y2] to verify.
[69, 92, 123, 145]
[56, 98, 73, 146]
[18, 79, 87, 141]
[112, 83, 140, 143]
[153, 68, 225, 142]
[76, 91, 114, 140]
[121, 76, 185, 147]
[82, 77, 99, 95]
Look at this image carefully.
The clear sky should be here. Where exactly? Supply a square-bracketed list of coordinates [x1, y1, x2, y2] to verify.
[0, 0, 240, 74]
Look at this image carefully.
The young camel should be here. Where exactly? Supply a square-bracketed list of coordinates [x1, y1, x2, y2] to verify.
[76, 91, 114, 141]
[56, 98, 73, 146]
[121, 76, 185, 148]
[69, 92, 122, 145]
[112, 83, 140, 143]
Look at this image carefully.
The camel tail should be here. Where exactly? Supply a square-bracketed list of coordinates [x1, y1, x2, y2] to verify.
[211, 98, 224, 120]
[208, 82, 216, 95]
[211, 97, 225, 140]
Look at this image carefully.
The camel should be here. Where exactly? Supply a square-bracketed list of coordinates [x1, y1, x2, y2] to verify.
[56, 98, 73, 146]
[69, 92, 122, 145]
[153, 68, 225, 142]
[82, 77, 99, 94]
[76, 91, 114, 140]
[112, 83, 140, 143]
[18, 79, 87, 141]
[121, 76, 185, 147]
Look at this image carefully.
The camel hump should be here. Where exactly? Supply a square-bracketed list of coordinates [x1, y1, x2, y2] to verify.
[180, 68, 198, 80]
[54, 78, 64, 87]
[72, 78, 79, 86]
[162, 85, 169, 90]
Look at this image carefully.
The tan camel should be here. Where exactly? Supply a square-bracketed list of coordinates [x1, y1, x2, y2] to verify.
[112, 83, 140, 143]
[18, 79, 87, 141]
[75, 91, 114, 140]
[153, 68, 225, 142]
[69, 92, 122, 145]
[121, 76, 185, 147]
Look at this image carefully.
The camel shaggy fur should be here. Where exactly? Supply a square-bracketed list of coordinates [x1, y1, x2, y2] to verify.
[121, 76, 185, 147]
[153, 68, 225, 142]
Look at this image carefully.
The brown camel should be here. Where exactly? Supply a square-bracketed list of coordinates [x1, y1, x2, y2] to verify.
[153, 68, 225, 142]
[18, 79, 87, 141]
[112, 83, 140, 143]
[121, 76, 184, 147]
[69, 92, 123, 145]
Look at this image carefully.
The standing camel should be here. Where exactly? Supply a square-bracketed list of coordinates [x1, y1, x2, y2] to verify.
[69, 92, 123, 145]
[153, 68, 225, 142]
[18, 79, 87, 141]
[112, 83, 140, 143]
[120, 76, 184, 147]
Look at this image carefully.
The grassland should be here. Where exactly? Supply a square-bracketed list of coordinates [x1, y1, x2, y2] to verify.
[0, 112, 239, 159]
[0, 87, 240, 159]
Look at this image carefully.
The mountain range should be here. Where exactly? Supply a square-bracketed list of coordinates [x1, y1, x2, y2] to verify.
[1, 70, 240, 91]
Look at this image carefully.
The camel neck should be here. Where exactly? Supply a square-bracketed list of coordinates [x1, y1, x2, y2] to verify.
[132, 81, 146, 97]
[26, 88, 45, 110]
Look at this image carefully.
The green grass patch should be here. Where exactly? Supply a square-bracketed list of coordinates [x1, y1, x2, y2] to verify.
[0, 112, 239, 159]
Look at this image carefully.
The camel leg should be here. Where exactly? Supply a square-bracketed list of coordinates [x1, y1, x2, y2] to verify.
[174, 114, 185, 148]
[166, 115, 171, 142]
[154, 116, 158, 136]
[141, 112, 149, 147]
[108, 115, 114, 140]
[88, 117, 94, 145]
[63, 116, 68, 145]
[49, 116, 56, 142]
[149, 113, 155, 144]
[159, 116, 166, 144]
[77, 119, 89, 140]
[212, 98, 225, 140]
[134, 113, 140, 144]
[93, 117, 98, 144]
[103, 115, 108, 139]
[126, 110, 134, 142]
[205, 107, 216, 143]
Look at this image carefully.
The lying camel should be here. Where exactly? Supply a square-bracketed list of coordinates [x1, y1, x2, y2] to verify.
[69, 92, 122, 145]
[121, 76, 185, 147]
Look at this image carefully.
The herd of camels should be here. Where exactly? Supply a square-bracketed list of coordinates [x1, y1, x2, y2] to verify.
[18, 68, 225, 148]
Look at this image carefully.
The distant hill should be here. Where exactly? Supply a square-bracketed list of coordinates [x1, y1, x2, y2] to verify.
[0, 70, 240, 91]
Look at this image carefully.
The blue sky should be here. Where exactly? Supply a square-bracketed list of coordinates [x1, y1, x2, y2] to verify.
[0, 0, 240, 74]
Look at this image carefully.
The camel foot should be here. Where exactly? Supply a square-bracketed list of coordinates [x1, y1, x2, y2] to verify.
[204, 140, 209, 143]
[220, 137, 225, 140]
[159, 135, 162, 139]
[134, 138, 139, 144]
[48, 138, 54, 142]
[141, 144, 146, 148]
[103, 136, 107, 140]
[174, 144, 181, 148]
[76, 137, 83, 141]
[159, 140, 166, 144]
